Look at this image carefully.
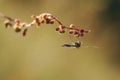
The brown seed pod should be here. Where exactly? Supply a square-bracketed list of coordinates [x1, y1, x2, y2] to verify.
[80, 29, 85, 33]
[14, 27, 21, 32]
[22, 28, 28, 36]
[4, 21, 12, 28]
[69, 31, 74, 34]
[70, 24, 75, 28]
[55, 27, 60, 31]
[59, 30, 65, 33]
[46, 18, 51, 24]
[35, 18, 41, 26]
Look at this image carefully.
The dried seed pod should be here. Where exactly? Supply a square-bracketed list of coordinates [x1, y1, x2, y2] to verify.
[49, 20, 54, 24]
[41, 19, 45, 23]
[13, 22, 21, 32]
[46, 20, 54, 24]
[14, 27, 21, 32]
[22, 28, 28, 36]
[31, 15, 36, 19]
[46, 18, 51, 24]
[59, 30, 65, 33]
[55, 27, 60, 31]
[4, 20, 12, 28]
[73, 31, 79, 35]
[45, 16, 54, 24]
[15, 19, 20, 24]
[58, 25, 65, 30]
[31, 15, 42, 26]
[80, 29, 85, 33]
[35, 18, 41, 26]
[57, 25, 65, 34]
[69, 24, 75, 29]
[20, 23, 26, 28]
[69, 31, 74, 34]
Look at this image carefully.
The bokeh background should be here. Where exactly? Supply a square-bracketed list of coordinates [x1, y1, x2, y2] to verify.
[0, 0, 120, 80]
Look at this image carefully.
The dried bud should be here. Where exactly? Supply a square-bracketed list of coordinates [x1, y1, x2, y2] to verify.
[13, 23, 21, 32]
[59, 25, 65, 30]
[59, 30, 65, 33]
[35, 18, 41, 26]
[57, 25, 65, 34]
[31, 15, 42, 26]
[4, 20, 12, 28]
[69, 31, 73, 34]
[80, 29, 85, 33]
[41, 20, 45, 23]
[70, 24, 75, 28]
[14, 27, 21, 32]
[49, 20, 54, 24]
[45, 17, 54, 24]
[46, 18, 51, 24]
[42, 14, 47, 19]
[31, 15, 36, 19]
[73, 31, 79, 35]
[56, 26, 65, 33]
[22, 28, 28, 36]
[15, 19, 20, 24]
[20, 23, 26, 28]
[55, 27, 60, 31]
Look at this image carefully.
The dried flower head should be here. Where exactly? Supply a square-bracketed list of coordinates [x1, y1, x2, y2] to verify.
[0, 12, 91, 46]
[4, 20, 13, 28]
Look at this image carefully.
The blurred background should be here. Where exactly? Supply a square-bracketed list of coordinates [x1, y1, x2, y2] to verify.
[0, 0, 120, 80]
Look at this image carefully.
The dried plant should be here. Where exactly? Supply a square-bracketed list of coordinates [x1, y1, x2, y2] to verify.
[0, 12, 91, 48]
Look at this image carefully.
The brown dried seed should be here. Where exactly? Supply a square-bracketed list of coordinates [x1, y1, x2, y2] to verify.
[35, 18, 41, 26]
[69, 31, 74, 34]
[70, 24, 75, 28]
[14, 27, 21, 32]
[59, 30, 65, 33]
[4, 22, 12, 28]
[80, 29, 85, 33]
[46, 18, 51, 24]
[21, 23, 26, 28]
[15, 19, 20, 24]
[22, 28, 28, 36]
[73, 31, 79, 35]
[41, 20, 45, 23]
[4, 20, 13, 28]
[31, 15, 36, 19]
[42, 14, 47, 19]
[58, 25, 65, 30]
[49, 20, 54, 24]
[56, 27, 60, 31]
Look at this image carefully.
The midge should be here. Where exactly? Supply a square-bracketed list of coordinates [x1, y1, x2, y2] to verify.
[62, 41, 81, 48]
[62, 41, 99, 49]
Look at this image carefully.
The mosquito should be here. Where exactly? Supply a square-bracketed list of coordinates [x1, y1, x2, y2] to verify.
[62, 34, 98, 49]
[62, 34, 82, 48]
[62, 41, 81, 48]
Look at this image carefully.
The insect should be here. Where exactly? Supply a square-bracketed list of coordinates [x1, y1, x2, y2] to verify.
[62, 41, 81, 48]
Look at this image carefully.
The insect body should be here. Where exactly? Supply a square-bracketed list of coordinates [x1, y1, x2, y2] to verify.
[62, 41, 81, 48]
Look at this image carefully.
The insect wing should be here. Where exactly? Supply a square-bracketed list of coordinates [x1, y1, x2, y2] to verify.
[62, 43, 76, 48]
